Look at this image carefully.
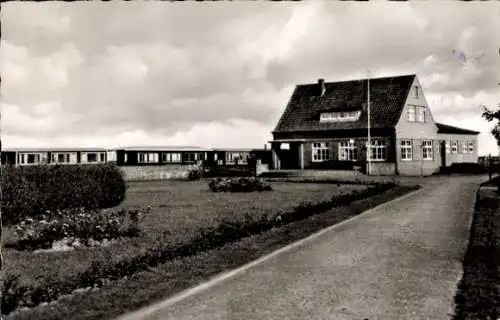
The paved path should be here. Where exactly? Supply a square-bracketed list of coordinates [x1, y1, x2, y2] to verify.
[118, 175, 486, 320]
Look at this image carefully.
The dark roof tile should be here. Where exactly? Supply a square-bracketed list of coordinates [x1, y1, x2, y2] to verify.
[273, 74, 416, 132]
[436, 123, 480, 135]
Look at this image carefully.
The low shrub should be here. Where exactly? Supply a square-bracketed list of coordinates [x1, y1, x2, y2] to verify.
[440, 163, 489, 175]
[1, 164, 127, 225]
[6, 207, 150, 251]
[208, 177, 272, 192]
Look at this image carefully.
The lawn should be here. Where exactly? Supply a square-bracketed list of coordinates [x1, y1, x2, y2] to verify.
[3, 179, 370, 315]
[452, 184, 500, 319]
[4, 179, 419, 320]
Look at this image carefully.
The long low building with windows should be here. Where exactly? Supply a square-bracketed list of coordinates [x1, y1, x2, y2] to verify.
[1, 147, 108, 166]
[270, 74, 480, 176]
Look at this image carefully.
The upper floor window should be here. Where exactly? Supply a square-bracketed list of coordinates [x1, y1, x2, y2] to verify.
[407, 106, 416, 122]
[407, 105, 425, 122]
[320, 111, 361, 122]
[416, 107, 425, 122]
[413, 86, 420, 99]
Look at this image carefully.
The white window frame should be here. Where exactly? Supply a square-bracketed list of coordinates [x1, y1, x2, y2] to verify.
[19, 153, 43, 165]
[467, 141, 474, 153]
[320, 111, 361, 122]
[422, 140, 433, 160]
[416, 106, 425, 122]
[162, 152, 182, 163]
[52, 152, 71, 164]
[368, 140, 387, 161]
[407, 106, 416, 122]
[338, 140, 357, 161]
[445, 141, 451, 154]
[451, 141, 458, 154]
[138, 152, 159, 164]
[85, 152, 105, 163]
[401, 140, 413, 161]
[312, 142, 331, 162]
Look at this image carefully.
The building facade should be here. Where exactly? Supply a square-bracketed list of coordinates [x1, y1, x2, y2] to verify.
[270, 74, 480, 176]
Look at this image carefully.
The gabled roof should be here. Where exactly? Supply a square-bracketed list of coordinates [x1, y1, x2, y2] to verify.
[436, 123, 480, 135]
[273, 74, 416, 133]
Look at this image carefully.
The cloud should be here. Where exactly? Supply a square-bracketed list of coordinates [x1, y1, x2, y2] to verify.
[1, 2, 500, 155]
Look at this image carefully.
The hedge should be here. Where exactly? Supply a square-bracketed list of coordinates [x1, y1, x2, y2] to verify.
[1, 164, 127, 225]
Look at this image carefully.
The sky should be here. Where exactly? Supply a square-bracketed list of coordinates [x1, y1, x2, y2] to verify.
[1, 2, 500, 155]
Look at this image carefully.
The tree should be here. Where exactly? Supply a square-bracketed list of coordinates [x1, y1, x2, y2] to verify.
[481, 103, 500, 145]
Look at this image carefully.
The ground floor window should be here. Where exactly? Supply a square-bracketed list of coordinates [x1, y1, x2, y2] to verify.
[19, 153, 43, 165]
[312, 142, 330, 162]
[451, 141, 458, 153]
[338, 141, 357, 161]
[162, 152, 182, 163]
[368, 139, 386, 161]
[445, 141, 451, 154]
[467, 141, 474, 153]
[86, 152, 106, 163]
[138, 152, 159, 163]
[422, 140, 433, 160]
[401, 140, 412, 160]
[52, 152, 71, 164]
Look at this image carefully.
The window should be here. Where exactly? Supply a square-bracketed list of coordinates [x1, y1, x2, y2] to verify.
[407, 106, 416, 122]
[417, 107, 426, 122]
[445, 141, 451, 154]
[338, 141, 357, 161]
[138, 152, 159, 163]
[422, 140, 433, 160]
[451, 141, 458, 153]
[467, 141, 474, 153]
[401, 140, 412, 160]
[184, 152, 198, 163]
[19, 153, 42, 165]
[413, 86, 420, 99]
[162, 152, 182, 163]
[52, 153, 71, 164]
[87, 153, 98, 163]
[368, 140, 387, 161]
[100, 153, 105, 162]
[312, 142, 331, 162]
[320, 111, 361, 122]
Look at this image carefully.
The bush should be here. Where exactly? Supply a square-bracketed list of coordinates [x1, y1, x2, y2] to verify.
[6, 207, 150, 251]
[208, 177, 272, 192]
[441, 163, 488, 175]
[1, 164, 127, 225]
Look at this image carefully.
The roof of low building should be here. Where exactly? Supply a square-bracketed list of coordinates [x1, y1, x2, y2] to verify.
[436, 123, 480, 135]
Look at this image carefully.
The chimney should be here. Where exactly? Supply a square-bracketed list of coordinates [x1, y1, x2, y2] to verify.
[318, 78, 326, 96]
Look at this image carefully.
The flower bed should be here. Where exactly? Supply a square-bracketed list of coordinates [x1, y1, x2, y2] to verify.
[1, 182, 396, 316]
[208, 177, 272, 192]
[5, 207, 150, 252]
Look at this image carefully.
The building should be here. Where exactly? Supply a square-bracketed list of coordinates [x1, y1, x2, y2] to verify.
[1, 147, 108, 166]
[270, 74, 480, 176]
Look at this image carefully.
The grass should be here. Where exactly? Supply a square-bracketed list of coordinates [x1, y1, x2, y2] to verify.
[5, 180, 419, 320]
[2, 180, 368, 314]
[452, 186, 500, 320]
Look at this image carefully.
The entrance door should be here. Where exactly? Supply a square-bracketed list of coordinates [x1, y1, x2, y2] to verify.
[440, 141, 446, 168]
[277, 143, 300, 169]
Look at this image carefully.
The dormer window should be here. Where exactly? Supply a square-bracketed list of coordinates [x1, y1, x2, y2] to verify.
[320, 111, 361, 122]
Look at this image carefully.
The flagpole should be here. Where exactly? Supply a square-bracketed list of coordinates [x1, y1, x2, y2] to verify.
[367, 69, 371, 176]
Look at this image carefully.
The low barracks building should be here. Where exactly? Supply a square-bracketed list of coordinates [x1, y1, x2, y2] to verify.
[270, 74, 479, 176]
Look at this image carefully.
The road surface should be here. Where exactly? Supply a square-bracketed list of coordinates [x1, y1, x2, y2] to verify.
[118, 175, 485, 320]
